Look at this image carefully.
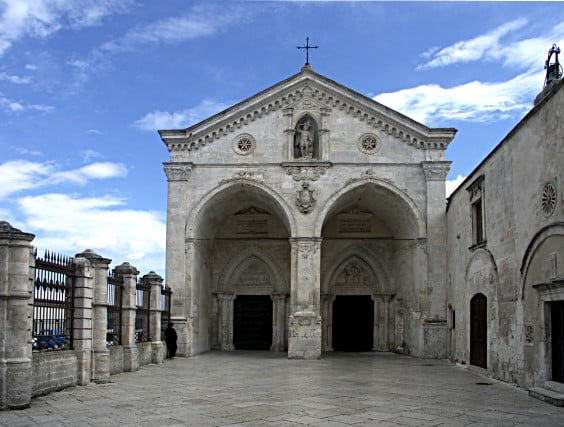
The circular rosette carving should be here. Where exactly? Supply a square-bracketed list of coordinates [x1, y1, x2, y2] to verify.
[541, 182, 557, 217]
[233, 134, 256, 156]
[357, 133, 381, 155]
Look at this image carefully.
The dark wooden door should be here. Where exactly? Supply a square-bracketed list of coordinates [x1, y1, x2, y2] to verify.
[552, 301, 564, 382]
[470, 293, 487, 368]
[332, 295, 374, 351]
[233, 295, 272, 350]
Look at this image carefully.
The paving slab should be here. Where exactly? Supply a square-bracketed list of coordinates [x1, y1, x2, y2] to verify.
[0, 351, 562, 426]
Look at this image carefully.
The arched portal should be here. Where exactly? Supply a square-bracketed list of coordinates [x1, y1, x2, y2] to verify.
[186, 181, 292, 355]
[319, 180, 425, 354]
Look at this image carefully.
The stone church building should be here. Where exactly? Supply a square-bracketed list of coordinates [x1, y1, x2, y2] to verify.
[159, 63, 563, 393]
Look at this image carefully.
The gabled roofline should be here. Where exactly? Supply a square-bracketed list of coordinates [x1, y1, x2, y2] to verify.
[159, 66, 457, 152]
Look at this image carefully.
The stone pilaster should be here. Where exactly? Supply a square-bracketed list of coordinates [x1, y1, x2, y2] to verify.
[142, 271, 165, 363]
[0, 221, 35, 409]
[288, 238, 322, 359]
[421, 161, 451, 358]
[115, 262, 139, 372]
[271, 294, 287, 352]
[76, 250, 111, 384]
[217, 293, 235, 351]
[72, 256, 94, 385]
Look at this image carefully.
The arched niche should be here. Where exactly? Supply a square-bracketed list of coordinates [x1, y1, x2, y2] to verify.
[293, 114, 319, 160]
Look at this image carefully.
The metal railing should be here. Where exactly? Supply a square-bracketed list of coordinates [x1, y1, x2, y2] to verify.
[32, 251, 74, 351]
[135, 281, 151, 342]
[107, 271, 123, 346]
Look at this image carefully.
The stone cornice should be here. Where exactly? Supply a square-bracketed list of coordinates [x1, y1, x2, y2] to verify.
[159, 70, 457, 153]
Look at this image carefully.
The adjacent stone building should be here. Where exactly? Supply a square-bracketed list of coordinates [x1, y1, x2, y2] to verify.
[158, 64, 563, 394]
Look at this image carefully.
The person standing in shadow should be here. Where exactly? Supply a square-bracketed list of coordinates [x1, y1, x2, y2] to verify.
[164, 322, 177, 358]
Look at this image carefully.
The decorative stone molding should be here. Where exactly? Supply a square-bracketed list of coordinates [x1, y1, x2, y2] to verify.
[296, 181, 316, 214]
[282, 161, 331, 181]
[232, 133, 256, 156]
[163, 163, 193, 182]
[345, 169, 393, 186]
[421, 161, 451, 180]
[218, 169, 265, 185]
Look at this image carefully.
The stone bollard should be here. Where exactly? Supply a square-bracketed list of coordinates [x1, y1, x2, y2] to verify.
[0, 221, 35, 409]
[115, 262, 139, 372]
[141, 271, 165, 363]
[76, 250, 111, 383]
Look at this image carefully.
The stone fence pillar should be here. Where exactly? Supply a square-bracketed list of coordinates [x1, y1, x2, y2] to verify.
[115, 262, 139, 372]
[0, 221, 35, 410]
[72, 256, 94, 385]
[141, 271, 164, 363]
[76, 250, 111, 383]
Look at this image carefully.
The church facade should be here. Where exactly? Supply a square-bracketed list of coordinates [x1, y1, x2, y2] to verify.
[159, 65, 563, 391]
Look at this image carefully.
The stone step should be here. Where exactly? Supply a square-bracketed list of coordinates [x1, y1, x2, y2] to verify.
[545, 380, 564, 394]
[529, 387, 564, 407]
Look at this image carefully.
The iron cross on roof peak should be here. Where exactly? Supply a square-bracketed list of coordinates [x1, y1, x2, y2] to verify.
[297, 37, 319, 66]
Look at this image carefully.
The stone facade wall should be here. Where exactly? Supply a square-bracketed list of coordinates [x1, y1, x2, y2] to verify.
[160, 67, 455, 359]
[447, 81, 564, 388]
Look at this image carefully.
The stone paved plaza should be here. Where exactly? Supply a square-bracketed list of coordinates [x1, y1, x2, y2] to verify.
[1, 352, 562, 427]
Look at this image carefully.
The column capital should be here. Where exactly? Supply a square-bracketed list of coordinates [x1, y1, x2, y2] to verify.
[75, 249, 111, 267]
[163, 162, 193, 182]
[0, 221, 35, 243]
[421, 161, 451, 180]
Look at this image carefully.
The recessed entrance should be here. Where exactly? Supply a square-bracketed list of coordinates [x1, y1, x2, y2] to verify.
[470, 293, 487, 368]
[332, 295, 374, 351]
[233, 295, 272, 350]
[552, 301, 564, 382]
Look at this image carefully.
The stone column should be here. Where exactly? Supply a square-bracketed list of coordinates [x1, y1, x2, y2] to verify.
[0, 221, 35, 410]
[283, 107, 295, 160]
[115, 262, 139, 372]
[72, 256, 94, 385]
[164, 162, 192, 356]
[421, 161, 451, 358]
[76, 250, 111, 384]
[217, 293, 235, 351]
[142, 271, 165, 363]
[271, 294, 287, 352]
[288, 238, 322, 359]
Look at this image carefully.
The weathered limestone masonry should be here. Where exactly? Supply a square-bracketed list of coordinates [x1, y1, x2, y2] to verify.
[159, 65, 456, 360]
[0, 221, 166, 409]
[0, 221, 35, 409]
[447, 80, 564, 393]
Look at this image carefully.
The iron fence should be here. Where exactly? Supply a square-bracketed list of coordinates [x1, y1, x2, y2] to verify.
[32, 250, 74, 351]
[135, 281, 151, 342]
[107, 271, 123, 346]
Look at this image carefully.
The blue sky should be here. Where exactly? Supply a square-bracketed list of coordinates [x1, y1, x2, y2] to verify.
[1, 1, 563, 276]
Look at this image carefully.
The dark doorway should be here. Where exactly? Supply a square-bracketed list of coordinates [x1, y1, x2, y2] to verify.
[332, 295, 374, 351]
[552, 301, 564, 383]
[233, 295, 272, 350]
[470, 293, 487, 368]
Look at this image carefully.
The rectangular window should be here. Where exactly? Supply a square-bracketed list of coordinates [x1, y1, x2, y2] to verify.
[467, 175, 486, 248]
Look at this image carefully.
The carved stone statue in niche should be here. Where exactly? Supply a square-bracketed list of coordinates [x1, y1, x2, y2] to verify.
[294, 115, 318, 159]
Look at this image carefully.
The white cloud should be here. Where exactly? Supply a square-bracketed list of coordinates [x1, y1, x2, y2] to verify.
[0, 92, 54, 113]
[134, 99, 231, 131]
[446, 174, 466, 198]
[0, 71, 31, 84]
[0, 0, 133, 57]
[18, 193, 166, 274]
[417, 18, 528, 70]
[0, 160, 127, 199]
[100, 4, 246, 53]
[374, 70, 539, 125]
